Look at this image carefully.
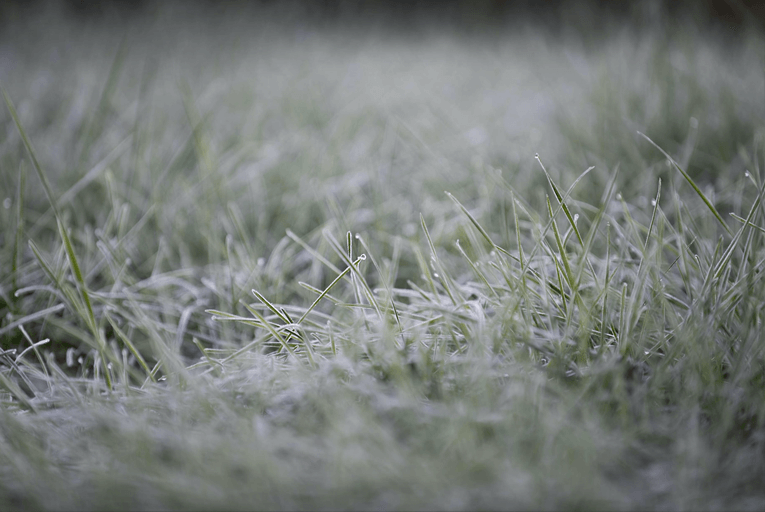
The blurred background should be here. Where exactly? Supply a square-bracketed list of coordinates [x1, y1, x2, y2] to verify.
[3, 0, 765, 32]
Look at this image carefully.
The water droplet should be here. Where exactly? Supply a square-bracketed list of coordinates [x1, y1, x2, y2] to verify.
[573, 214, 579, 222]
[159, 376, 167, 382]
[107, 363, 113, 370]
[257, 257, 265, 267]
[616, 193, 623, 200]
[490, 250, 496, 257]
[2, 198, 11, 209]
[433, 272, 440, 278]
[745, 171, 751, 178]
[651, 199, 657, 206]
[354, 234, 360, 239]
[534, 153, 540, 159]
[359, 254, 366, 260]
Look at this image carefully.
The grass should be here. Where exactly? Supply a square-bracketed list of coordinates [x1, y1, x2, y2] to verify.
[1, 4, 765, 510]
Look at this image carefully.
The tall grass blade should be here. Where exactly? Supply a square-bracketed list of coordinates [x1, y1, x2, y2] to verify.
[639, 132, 732, 236]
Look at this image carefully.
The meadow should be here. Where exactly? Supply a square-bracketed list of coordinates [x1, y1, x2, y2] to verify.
[1, 3, 765, 510]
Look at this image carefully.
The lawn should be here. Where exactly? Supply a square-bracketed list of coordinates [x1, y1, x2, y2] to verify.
[1, 2, 765, 510]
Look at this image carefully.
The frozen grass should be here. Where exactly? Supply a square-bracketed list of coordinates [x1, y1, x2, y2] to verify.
[1, 5, 765, 510]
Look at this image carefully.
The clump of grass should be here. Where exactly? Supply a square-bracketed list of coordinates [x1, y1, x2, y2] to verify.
[1, 5, 765, 510]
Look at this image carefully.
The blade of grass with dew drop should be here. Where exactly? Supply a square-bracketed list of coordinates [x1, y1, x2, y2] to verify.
[639, 131, 732, 236]
[323, 229, 382, 318]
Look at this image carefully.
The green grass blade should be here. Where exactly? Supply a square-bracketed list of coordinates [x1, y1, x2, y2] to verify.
[2, 87, 61, 219]
[419, 214, 458, 306]
[252, 289, 293, 326]
[446, 191, 496, 248]
[645, 178, 661, 249]
[12, 162, 26, 297]
[323, 229, 383, 318]
[240, 301, 299, 362]
[639, 132, 732, 236]
[105, 313, 156, 382]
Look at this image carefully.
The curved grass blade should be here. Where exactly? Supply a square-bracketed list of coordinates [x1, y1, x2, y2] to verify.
[639, 132, 732, 236]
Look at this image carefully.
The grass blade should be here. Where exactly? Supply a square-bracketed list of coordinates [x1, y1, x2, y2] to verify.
[639, 132, 732, 236]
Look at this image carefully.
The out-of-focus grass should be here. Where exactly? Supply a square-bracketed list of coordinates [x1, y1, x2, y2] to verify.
[1, 4, 765, 510]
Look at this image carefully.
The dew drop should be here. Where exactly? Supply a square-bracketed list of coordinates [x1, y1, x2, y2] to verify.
[159, 376, 167, 382]
[257, 257, 266, 267]
[745, 171, 751, 178]
[107, 363, 113, 370]
[2, 198, 11, 209]
[354, 233, 360, 239]
[359, 254, 366, 260]
[534, 153, 540, 159]
[573, 214, 579, 222]
[651, 199, 657, 206]
[433, 272, 440, 278]
[616, 193, 623, 200]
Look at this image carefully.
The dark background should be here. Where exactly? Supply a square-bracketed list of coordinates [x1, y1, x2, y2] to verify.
[2, 0, 765, 35]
